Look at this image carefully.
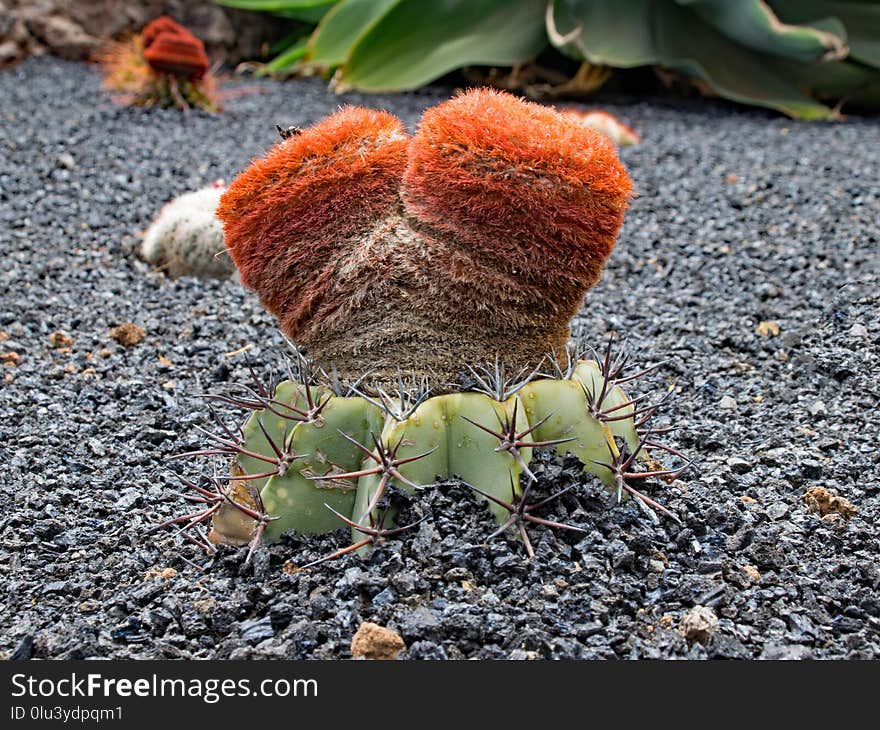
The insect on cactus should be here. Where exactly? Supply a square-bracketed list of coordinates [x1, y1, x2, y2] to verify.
[158, 89, 690, 565]
[96, 16, 219, 111]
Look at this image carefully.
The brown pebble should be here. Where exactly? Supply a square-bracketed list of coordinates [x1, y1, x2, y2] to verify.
[803, 486, 856, 519]
[756, 320, 780, 337]
[143, 566, 177, 583]
[110, 322, 146, 348]
[48, 331, 74, 348]
[350, 622, 405, 660]
[680, 605, 719, 644]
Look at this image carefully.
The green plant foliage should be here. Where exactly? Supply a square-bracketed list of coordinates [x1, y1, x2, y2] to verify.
[262, 37, 310, 74]
[680, 0, 847, 63]
[770, 0, 880, 107]
[328, 0, 548, 92]
[549, 0, 880, 118]
[220, 0, 880, 117]
[215, 0, 338, 73]
[306, 0, 400, 69]
[553, 0, 841, 119]
[216, 0, 338, 22]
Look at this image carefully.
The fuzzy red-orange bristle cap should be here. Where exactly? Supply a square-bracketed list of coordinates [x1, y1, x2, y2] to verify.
[217, 106, 410, 332]
[404, 88, 633, 278]
[141, 16, 189, 49]
[144, 31, 210, 80]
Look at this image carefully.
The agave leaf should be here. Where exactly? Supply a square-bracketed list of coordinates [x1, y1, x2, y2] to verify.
[217, 0, 338, 24]
[335, 0, 547, 92]
[785, 56, 880, 107]
[216, 0, 338, 10]
[305, 0, 402, 69]
[678, 0, 847, 63]
[550, 0, 658, 66]
[771, 0, 880, 68]
[553, 0, 837, 119]
[262, 37, 310, 74]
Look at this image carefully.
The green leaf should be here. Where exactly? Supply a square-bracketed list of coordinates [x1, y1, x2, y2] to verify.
[770, 0, 880, 68]
[263, 37, 311, 74]
[550, 0, 659, 66]
[656, 4, 838, 118]
[216, 0, 338, 23]
[269, 29, 309, 55]
[306, 0, 402, 69]
[677, 0, 847, 63]
[336, 0, 547, 92]
[555, 0, 837, 119]
[216, 0, 338, 10]
[785, 56, 880, 107]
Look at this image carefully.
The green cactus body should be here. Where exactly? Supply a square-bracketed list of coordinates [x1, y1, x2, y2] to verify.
[518, 360, 642, 491]
[350, 392, 532, 532]
[229, 384, 386, 538]
[208, 359, 657, 552]
[166, 98, 687, 564]
[261, 393, 385, 538]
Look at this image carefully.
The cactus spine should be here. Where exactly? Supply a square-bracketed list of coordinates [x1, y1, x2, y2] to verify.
[175, 342, 685, 564]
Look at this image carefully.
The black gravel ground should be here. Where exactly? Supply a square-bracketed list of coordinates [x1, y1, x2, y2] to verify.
[1, 58, 878, 660]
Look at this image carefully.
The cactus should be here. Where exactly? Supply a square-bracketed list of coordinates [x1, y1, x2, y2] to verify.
[158, 90, 689, 564]
[96, 16, 219, 111]
[217, 89, 632, 389]
[141, 182, 234, 278]
[162, 340, 687, 564]
[556, 108, 641, 146]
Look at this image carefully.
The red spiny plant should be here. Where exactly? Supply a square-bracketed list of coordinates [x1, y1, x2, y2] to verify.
[404, 88, 632, 290]
[144, 31, 209, 81]
[217, 89, 633, 388]
[96, 16, 218, 111]
[218, 107, 409, 342]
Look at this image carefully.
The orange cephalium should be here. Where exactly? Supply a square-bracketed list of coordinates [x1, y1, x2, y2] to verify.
[217, 106, 409, 340]
[217, 90, 632, 388]
[97, 16, 217, 109]
[143, 30, 209, 80]
[141, 16, 189, 49]
[404, 88, 632, 287]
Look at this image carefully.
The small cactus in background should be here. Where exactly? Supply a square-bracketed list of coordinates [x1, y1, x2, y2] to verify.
[557, 108, 641, 146]
[96, 16, 219, 111]
[159, 90, 689, 565]
[141, 182, 233, 278]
